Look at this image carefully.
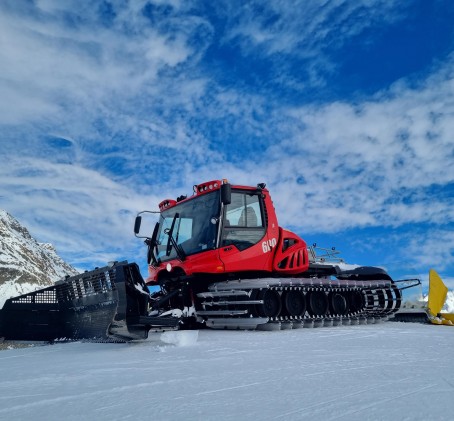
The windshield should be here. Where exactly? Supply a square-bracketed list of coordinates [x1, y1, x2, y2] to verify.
[156, 190, 221, 262]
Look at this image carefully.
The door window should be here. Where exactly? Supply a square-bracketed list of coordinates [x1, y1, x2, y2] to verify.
[222, 192, 265, 250]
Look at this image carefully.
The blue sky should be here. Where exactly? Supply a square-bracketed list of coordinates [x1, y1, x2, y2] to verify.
[1, 0, 454, 291]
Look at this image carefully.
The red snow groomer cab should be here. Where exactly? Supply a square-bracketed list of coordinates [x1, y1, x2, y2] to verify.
[134, 180, 402, 330]
[147, 180, 309, 282]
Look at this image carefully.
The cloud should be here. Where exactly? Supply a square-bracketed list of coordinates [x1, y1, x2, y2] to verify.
[217, 0, 407, 91]
[0, 155, 160, 266]
[258, 56, 454, 232]
[0, 0, 208, 126]
[223, 0, 404, 54]
[404, 230, 454, 273]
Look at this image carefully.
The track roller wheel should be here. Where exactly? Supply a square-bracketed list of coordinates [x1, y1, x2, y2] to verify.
[282, 290, 306, 317]
[256, 289, 282, 318]
[376, 289, 386, 309]
[349, 290, 365, 312]
[329, 292, 348, 315]
[307, 290, 328, 316]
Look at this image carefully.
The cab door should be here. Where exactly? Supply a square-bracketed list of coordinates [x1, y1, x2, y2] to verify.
[218, 191, 273, 272]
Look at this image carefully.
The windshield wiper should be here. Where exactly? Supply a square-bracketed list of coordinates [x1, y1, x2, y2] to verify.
[164, 213, 186, 261]
[145, 222, 160, 265]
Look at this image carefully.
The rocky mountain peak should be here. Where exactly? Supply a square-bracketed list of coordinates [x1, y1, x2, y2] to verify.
[0, 209, 79, 308]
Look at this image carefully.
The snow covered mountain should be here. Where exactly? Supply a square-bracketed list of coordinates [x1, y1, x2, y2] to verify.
[0, 210, 79, 308]
[402, 289, 454, 314]
[444, 291, 454, 312]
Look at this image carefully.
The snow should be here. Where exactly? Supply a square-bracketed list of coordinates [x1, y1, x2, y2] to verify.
[0, 209, 79, 309]
[1, 322, 453, 421]
[0, 280, 42, 308]
[400, 289, 454, 314]
[444, 292, 454, 312]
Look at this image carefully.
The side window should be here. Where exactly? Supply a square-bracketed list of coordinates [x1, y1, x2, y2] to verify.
[222, 192, 265, 250]
[225, 193, 263, 227]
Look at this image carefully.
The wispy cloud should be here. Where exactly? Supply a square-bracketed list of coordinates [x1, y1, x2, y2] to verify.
[0, 0, 209, 125]
[223, 0, 404, 53]
[218, 0, 407, 90]
[261, 56, 454, 232]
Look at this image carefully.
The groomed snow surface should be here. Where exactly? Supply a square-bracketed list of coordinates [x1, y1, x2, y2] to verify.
[0, 322, 452, 421]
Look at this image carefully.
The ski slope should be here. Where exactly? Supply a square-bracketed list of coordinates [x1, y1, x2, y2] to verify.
[0, 322, 452, 421]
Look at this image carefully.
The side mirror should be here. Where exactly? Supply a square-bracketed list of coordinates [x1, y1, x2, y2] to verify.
[134, 216, 142, 235]
[221, 183, 231, 205]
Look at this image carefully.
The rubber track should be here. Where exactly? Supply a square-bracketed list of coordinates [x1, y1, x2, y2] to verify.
[196, 279, 401, 330]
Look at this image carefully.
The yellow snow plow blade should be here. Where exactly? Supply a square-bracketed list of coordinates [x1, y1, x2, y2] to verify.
[428, 269, 454, 326]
